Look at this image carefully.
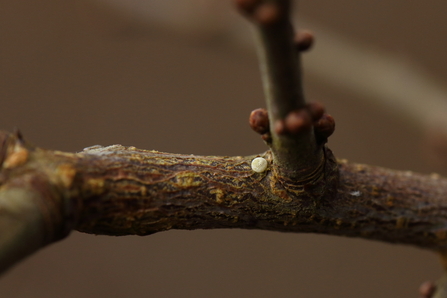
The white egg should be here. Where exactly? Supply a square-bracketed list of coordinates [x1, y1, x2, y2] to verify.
[251, 157, 268, 173]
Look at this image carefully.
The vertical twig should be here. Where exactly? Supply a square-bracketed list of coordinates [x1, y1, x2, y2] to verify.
[236, 0, 327, 178]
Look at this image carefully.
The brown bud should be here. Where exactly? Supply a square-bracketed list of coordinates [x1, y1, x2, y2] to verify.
[274, 119, 286, 135]
[314, 114, 335, 139]
[253, 2, 281, 25]
[284, 109, 312, 134]
[295, 30, 315, 52]
[306, 102, 325, 121]
[249, 108, 270, 135]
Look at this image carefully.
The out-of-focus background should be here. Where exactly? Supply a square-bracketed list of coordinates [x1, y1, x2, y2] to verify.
[1, 0, 447, 297]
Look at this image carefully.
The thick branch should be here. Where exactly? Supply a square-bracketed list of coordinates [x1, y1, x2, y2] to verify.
[2, 130, 447, 275]
[71, 148, 447, 249]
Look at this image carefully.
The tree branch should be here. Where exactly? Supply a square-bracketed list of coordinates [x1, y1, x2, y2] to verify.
[236, 0, 324, 178]
[2, 130, 447, 275]
[1, 1, 446, 296]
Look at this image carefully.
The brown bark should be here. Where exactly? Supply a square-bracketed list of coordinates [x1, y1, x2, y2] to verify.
[2, 129, 447, 272]
[237, 0, 324, 178]
[70, 145, 447, 250]
[1, 1, 445, 296]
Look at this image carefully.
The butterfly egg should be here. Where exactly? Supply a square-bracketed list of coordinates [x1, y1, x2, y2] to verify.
[251, 157, 268, 173]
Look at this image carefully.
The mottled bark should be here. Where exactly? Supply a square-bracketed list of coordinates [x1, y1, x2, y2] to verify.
[1, 0, 445, 296]
[2, 130, 447, 274]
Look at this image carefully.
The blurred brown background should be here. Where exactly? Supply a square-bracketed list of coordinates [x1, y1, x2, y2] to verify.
[1, 0, 447, 297]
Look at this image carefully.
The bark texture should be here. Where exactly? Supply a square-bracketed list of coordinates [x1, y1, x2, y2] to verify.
[2, 130, 447, 268]
[1, 1, 446, 296]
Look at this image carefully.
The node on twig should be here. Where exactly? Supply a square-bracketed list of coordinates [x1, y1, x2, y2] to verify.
[283, 109, 312, 134]
[249, 102, 335, 146]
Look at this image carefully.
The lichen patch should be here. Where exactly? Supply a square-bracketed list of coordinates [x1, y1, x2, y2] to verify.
[210, 188, 224, 203]
[175, 172, 203, 188]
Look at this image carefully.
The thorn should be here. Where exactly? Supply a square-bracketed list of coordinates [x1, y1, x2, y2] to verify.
[295, 30, 315, 52]
[249, 108, 270, 135]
